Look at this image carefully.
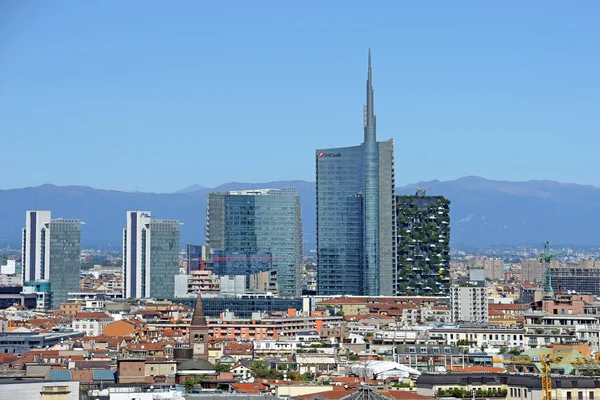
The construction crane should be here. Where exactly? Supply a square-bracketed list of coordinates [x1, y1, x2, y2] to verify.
[540, 241, 566, 300]
[541, 355, 562, 400]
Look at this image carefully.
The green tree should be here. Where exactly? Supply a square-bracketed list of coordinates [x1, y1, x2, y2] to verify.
[250, 360, 283, 379]
[184, 376, 206, 393]
[287, 371, 309, 381]
[216, 363, 232, 373]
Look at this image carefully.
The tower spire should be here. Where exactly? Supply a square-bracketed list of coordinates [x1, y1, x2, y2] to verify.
[364, 49, 376, 140]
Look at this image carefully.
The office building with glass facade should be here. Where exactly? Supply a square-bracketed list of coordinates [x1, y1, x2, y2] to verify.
[123, 211, 180, 299]
[173, 295, 304, 318]
[205, 188, 303, 296]
[212, 249, 273, 277]
[186, 244, 209, 272]
[46, 219, 82, 308]
[316, 51, 396, 296]
[21, 212, 82, 309]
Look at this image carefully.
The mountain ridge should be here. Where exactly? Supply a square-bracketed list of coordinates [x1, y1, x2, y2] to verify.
[1, 176, 598, 247]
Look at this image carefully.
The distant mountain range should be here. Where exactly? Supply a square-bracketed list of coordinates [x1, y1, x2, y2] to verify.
[0, 176, 598, 248]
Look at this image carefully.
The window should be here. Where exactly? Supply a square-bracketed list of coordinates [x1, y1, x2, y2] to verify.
[567, 391, 572, 400]
[589, 392, 594, 400]
[578, 392, 583, 400]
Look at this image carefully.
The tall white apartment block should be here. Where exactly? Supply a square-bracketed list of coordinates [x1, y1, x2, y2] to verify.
[0, 260, 16, 275]
[123, 211, 180, 299]
[21, 211, 82, 308]
[450, 268, 489, 324]
[22, 210, 52, 283]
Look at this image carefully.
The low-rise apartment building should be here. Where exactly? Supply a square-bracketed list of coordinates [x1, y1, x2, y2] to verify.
[429, 326, 525, 350]
[72, 312, 113, 336]
[417, 372, 600, 400]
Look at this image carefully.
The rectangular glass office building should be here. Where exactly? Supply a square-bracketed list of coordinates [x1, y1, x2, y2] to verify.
[205, 188, 303, 296]
[123, 211, 180, 299]
[46, 219, 82, 309]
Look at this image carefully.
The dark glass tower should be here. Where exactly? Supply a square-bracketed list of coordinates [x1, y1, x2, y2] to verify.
[316, 51, 396, 296]
[205, 188, 303, 296]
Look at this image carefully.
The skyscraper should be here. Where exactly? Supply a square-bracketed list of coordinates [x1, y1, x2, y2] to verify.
[122, 211, 180, 299]
[22, 210, 51, 283]
[205, 188, 303, 296]
[46, 219, 82, 308]
[21, 211, 82, 308]
[395, 191, 451, 295]
[316, 51, 396, 296]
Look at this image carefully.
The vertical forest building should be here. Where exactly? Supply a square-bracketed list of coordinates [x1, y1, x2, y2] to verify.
[395, 190, 450, 295]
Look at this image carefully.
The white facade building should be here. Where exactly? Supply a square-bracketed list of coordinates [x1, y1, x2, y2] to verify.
[21, 210, 51, 282]
[72, 312, 113, 336]
[450, 270, 489, 324]
[0, 260, 16, 275]
[220, 275, 247, 297]
[122, 211, 180, 299]
[21, 211, 82, 308]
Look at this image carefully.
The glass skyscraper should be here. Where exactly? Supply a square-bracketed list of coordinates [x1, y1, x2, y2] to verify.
[316, 51, 396, 296]
[21, 211, 82, 309]
[205, 188, 303, 296]
[46, 219, 82, 309]
[123, 211, 180, 299]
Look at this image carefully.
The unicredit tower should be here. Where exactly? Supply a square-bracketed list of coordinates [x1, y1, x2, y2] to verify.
[316, 50, 396, 296]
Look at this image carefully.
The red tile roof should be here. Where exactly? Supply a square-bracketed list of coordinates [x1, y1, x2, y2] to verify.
[231, 383, 267, 394]
[72, 369, 94, 383]
[74, 312, 111, 320]
[488, 303, 524, 310]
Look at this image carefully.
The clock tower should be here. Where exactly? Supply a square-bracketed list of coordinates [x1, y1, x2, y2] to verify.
[189, 294, 209, 359]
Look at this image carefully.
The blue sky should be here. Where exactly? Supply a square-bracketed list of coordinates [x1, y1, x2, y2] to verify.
[1, 1, 599, 192]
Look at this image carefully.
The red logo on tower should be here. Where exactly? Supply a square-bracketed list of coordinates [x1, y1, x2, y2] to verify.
[318, 152, 324, 158]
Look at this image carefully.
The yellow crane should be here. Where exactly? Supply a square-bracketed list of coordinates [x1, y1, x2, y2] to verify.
[541, 358, 552, 400]
[541, 355, 562, 400]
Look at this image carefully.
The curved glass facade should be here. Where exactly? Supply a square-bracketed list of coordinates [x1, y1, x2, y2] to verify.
[316, 51, 396, 296]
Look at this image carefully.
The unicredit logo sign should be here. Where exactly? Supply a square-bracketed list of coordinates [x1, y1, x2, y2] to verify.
[318, 152, 341, 158]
